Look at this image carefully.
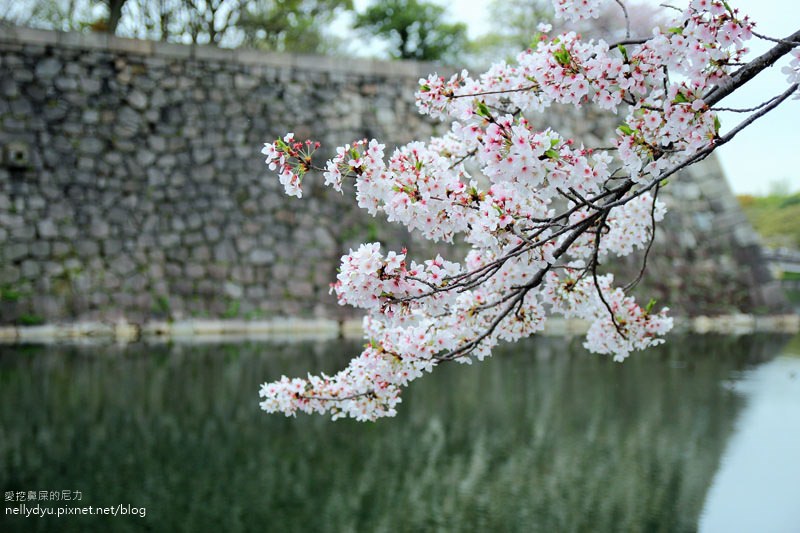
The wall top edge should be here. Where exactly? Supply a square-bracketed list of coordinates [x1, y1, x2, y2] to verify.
[0, 25, 453, 79]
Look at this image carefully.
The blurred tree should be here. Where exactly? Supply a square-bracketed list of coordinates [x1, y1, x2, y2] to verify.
[3, 0, 98, 31]
[354, 0, 468, 62]
[120, 0, 180, 41]
[106, 0, 128, 32]
[237, 0, 353, 53]
[182, 0, 240, 44]
[3, 0, 351, 51]
[0, 0, 129, 33]
[119, 0, 241, 44]
[467, 0, 665, 65]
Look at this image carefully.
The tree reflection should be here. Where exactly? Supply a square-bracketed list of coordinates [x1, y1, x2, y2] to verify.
[0, 334, 788, 532]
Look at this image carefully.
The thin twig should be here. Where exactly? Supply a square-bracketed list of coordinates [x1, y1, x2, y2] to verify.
[712, 92, 784, 113]
[615, 0, 631, 40]
[449, 85, 540, 100]
[590, 210, 627, 339]
[623, 182, 660, 291]
[751, 30, 800, 46]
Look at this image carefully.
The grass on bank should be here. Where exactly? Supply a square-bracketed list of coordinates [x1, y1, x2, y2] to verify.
[738, 192, 800, 249]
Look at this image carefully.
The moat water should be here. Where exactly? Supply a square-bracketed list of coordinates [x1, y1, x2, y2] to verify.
[2, 334, 799, 532]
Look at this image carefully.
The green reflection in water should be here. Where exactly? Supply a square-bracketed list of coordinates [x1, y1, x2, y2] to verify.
[0, 335, 788, 532]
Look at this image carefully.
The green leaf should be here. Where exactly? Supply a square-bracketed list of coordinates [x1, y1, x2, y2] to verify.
[544, 149, 560, 159]
[553, 46, 571, 67]
[667, 26, 683, 35]
[714, 115, 721, 134]
[618, 123, 635, 136]
[475, 101, 492, 118]
[420, 84, 431, 92]
[645, 298, 657, 314]
[617, 44, 628, 61]
[550, 138, 560, 147]
[673, 92, 689, 104]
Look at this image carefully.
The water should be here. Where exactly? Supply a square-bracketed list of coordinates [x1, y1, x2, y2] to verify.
[1, 334, 798, 532]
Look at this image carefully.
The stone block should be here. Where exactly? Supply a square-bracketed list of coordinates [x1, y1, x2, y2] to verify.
[58, 31, 108, 50]
[213, 242, 236, 262]
[154, 41, 192, 59]
[20, 260, 40, 279]
[194, 45, 234, 62]
[234, 73, 259, 90]
[249, 249, 274, 265]
[158, 233, 180, 248]
[0, 265, 20, 284]
[36, 218, 58, 239]
[90, 220, 110, 239]
[108, 36, 153, 56]
[185, 264, 205, 279]
[79, 137, 105, 155]
[191, 245, 210, 262]
[35, 57, 62, 78]
[4, 242, 28, 262]
[102, 239, 123, 256]
[75, 240, 99, 257]
[8, 27, 59, 46]
[52, 241, 71, 257]
[11, 226, 35, 240]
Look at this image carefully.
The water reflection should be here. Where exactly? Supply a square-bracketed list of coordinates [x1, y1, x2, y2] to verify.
[699, 351, 800, 533]
[0, 334, 792, 532]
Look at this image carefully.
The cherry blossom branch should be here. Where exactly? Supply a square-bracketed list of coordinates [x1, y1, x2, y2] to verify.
[436, 217, 603, 363]
[703, 28, 800, 106]
[601, 81, 799, 212]
[258, 1, 795, 421]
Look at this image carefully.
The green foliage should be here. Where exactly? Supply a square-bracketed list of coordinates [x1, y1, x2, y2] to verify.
[17, 314, 45, 326]
[6, 0, 353, 53]
[119, 0, 247, 45]
[222, 298, 240, 318]
[9, 0, 99, 32]
[355, 0, 468, 62]
[237, 0, 354, 53]
[738, 192, 800, 249]
[0, 286, 21, 302]
[152, 294, 172, 318]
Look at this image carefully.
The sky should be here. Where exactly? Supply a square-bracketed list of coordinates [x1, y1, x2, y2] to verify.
[348, 0, 799, 195]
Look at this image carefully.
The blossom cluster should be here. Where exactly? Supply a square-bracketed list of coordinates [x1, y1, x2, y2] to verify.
[258, 0, 797, 420]
[261, 134, 320, 198]
[784, 47, 800, 99]
[552, 0, 604, 22]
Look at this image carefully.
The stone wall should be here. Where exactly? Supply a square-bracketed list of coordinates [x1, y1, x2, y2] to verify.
[0, 27, 785, 324]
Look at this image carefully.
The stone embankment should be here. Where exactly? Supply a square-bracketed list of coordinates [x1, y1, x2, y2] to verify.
[0, 26, 789, 325]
